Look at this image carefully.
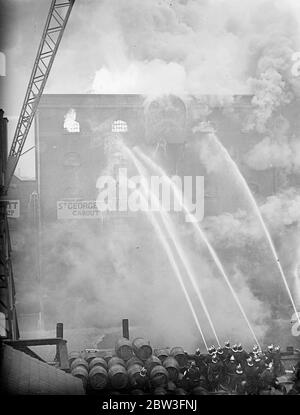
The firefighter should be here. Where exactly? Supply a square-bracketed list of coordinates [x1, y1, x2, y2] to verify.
[258, 362, 277, 393]
[207, 354, 224, 391]
[204, 347, 215, 364]
[182, 361, 200, 391]
[216, 346, 225, 361]
[244, 357, 259, 395]
[254, 354, 267, 375]
[265, 344, 274, 364]
[249, 344, 259, 359]
[224, 355, 237, 390]
[223, 340, 233, 360]
[231, 364, 247, 394]
[231, 344, 238, 360]
[273, 346, 284, 377]
[194, 348, 208, 376]
[236, 343, 249, 366]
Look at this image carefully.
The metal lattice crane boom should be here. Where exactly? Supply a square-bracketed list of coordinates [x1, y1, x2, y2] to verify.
[4, 0, 75, 193]
[0, 0, 75, 341]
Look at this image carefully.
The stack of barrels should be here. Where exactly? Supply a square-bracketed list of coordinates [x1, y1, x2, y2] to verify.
[69, 339, 188, 395]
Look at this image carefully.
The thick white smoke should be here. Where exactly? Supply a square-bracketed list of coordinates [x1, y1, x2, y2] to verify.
[46, 0, 300, 97]
[12, 0, 300, 349]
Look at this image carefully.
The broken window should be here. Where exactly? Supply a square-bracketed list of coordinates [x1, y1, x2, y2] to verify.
[112, 120, 128, 133]
[64, 108, 80, 133]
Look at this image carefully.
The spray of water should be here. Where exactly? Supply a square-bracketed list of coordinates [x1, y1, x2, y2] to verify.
[114, 146, 208, 348]
[205, 130, 300, 326]
[135, 147, 261, 349]
[293, 264, 300, 308]
[124, 145, 220, 346]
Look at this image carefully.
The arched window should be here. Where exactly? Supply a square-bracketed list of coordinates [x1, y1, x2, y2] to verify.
[112, 120, 128, 133]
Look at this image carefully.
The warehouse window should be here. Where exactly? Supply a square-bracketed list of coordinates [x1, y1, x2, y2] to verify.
[112, 120, 128, 133]
[64, 108, 80, 133]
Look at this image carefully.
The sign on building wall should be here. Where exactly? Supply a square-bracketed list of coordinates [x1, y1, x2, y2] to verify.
[57, 200, 103, 219]
[57, 200, 134, 220]
[6, 200, 20, 218]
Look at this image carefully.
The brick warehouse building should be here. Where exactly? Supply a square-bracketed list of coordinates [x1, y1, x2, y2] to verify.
[6, 94, 300, 336]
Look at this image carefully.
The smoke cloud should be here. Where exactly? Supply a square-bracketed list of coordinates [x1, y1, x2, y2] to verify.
[7, 0, 300, 350]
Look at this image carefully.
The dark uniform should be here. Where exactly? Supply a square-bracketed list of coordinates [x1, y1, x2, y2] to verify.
[273, 348, 284, 377]
[258, 366, 277, 392]
[223, 345, 233, 361]
[231, 367, 246, 395]
[244, 362, 259, 395]
[207, 358, 224, 391]
[224, 358, 237, 390]
[235, 345, 249, 367]
[193, 353, 208, 377]
[182, 363, 200, 391]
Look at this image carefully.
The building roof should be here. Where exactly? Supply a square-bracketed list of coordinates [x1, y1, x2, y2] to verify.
[0, 344, 84, 395]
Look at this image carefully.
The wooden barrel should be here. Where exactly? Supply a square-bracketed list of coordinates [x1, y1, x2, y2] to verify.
[132, 337, 152, 360]
[154, 386, 167, 395]
[145, 355, 161, 373]
[150, 365, 169, 387]
[71, 366, 88, 388]
[192, 386, 209, 395]
[131, 389, 144, 395]
[84, 351, 98, 364]
[167, 380, 177, 392]
[154, 348, 170, 363]
[175, 387, 187, 395]
[163, 357, 180, 382]
[103, 350, 115, 363]
[108, 364, 128, 390]
[127, 364, 147, 388]
[88, 366, 108, 391]
[70, 357, 89, 372]
[68, 351, 81, 365]
[89, 357, 108, 371]
[115, 337, 133, 361]
[126, 356, 143, 369]
[170, 347, 188, 369]
[107, 356, 126, 370]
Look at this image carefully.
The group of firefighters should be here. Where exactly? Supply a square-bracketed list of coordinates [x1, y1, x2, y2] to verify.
[132, 342, 300, 395]
[179, 342, 287, 394]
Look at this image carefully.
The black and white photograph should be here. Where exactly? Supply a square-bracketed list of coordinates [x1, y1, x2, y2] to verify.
[0, 0, 300, 403]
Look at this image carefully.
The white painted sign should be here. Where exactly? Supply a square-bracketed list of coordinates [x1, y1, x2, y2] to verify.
[57, 200, 103, 219]
[6, 200, 20, 218]
[57, 200, 134, 220]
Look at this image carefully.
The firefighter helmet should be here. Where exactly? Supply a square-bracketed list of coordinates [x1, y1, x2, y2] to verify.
[217, 347, 223, 354]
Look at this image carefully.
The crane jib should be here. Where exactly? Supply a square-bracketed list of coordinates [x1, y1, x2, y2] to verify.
[4, 0, 75, 194]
